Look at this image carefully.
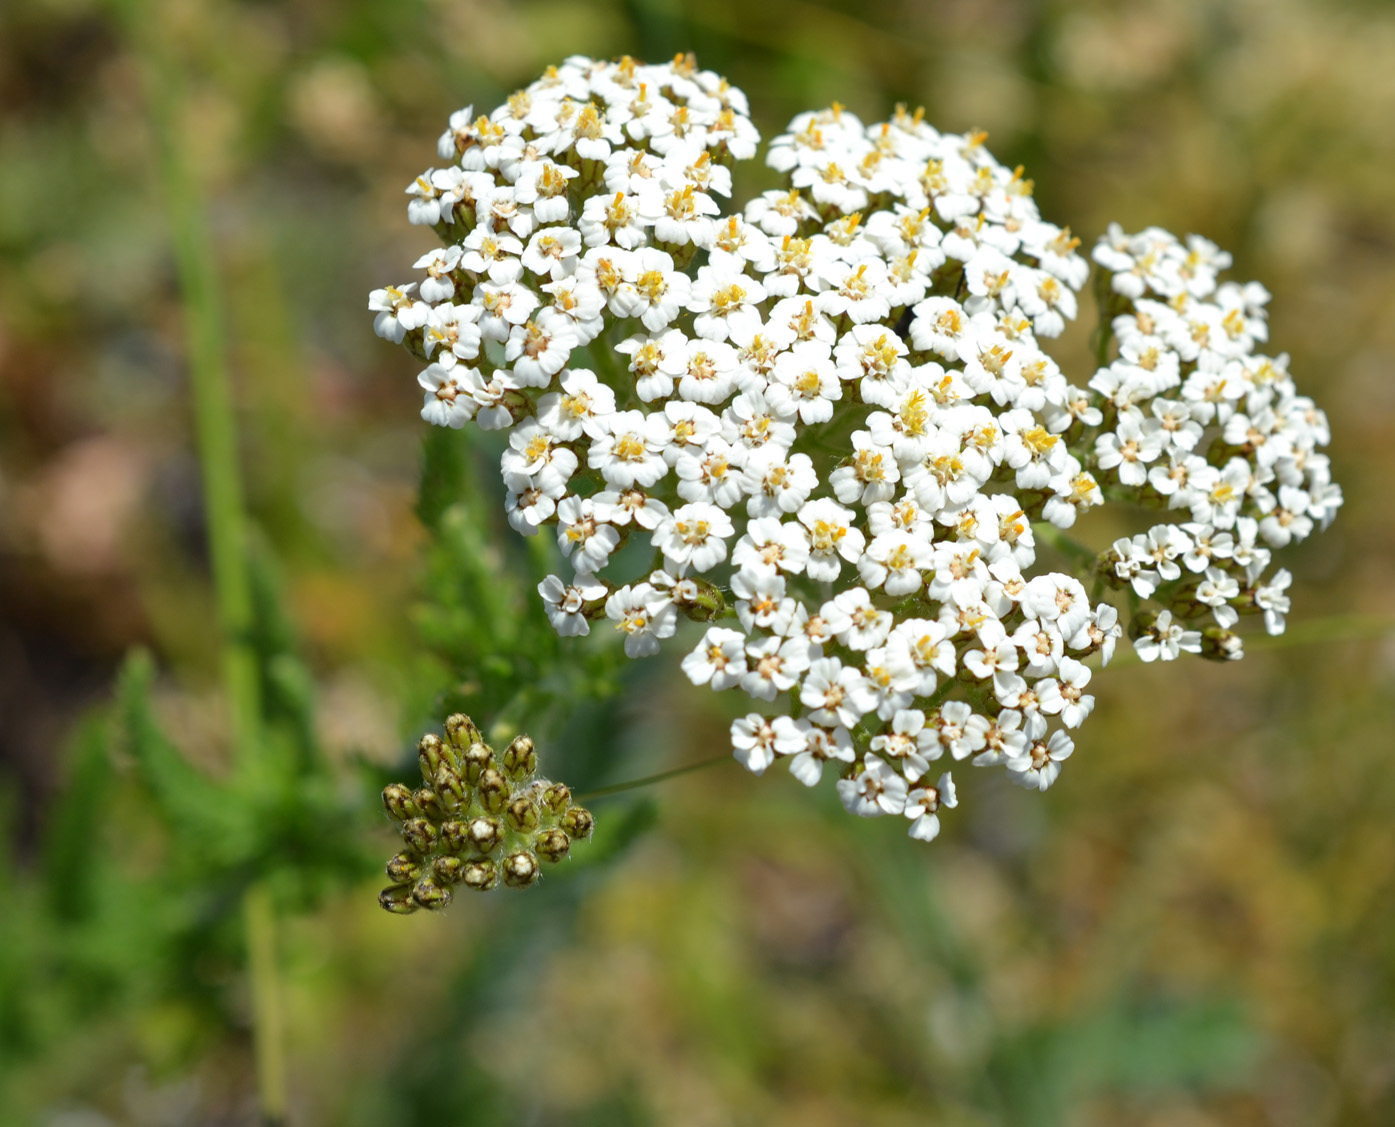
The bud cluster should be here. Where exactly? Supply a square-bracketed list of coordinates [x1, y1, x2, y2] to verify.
[369, 55, 1340, 847]
[379, 714, 594, 912]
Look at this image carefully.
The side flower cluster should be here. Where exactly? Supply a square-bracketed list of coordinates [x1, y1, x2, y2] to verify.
[379, 714, 594, 911]
[369, 55, 1340, 846]
[1089, 225, 1340, 658]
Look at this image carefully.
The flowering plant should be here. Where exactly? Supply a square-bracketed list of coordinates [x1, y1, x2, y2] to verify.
[370, 52, 1339, 889]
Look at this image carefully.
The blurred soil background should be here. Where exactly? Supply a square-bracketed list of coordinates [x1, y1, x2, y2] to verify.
[2, 0, 1394, 1124]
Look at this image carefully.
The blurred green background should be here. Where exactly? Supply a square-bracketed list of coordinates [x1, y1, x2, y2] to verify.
[2, 0, 1394, 1124]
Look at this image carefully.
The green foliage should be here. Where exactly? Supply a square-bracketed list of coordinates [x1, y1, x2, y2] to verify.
[0, 554, 376, 1112]
[411, 426, 628, 743]
[0, 407, 652, 1117]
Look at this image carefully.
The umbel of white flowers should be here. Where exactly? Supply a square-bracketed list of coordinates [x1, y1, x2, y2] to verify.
[369, 53, 1341, 845]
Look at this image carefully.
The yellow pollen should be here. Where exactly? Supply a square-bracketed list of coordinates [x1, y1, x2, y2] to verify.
[614, 434, 645, 460]
[980, 344, 1013, 375]
[900, 390, 929, 434]
[574, 103, 603, 139]
[713, 283, 747, 312]
[666, 184, 696, 218]
[522, 323, 548, 358]
[637, 270, 667, 301]
[1021, 425, 1058, 455]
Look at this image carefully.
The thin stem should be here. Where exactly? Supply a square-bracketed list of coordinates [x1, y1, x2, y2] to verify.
[145, 56, 262, 770]
[1104, 612, 1395, 669]
[121, 4, 282, 1121]
[1246, 613, 1395, 651]
[1032, 521, 1100, 579]
[578, 753, 734, 801]
[244, 884, 288, 1127]
[1091, 265, 1117, 368]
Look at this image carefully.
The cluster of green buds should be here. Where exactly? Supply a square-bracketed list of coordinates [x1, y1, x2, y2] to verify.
[378, 714, 594, 912]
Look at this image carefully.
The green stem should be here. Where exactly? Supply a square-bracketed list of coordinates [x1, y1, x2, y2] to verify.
[1105, 612, 1395, 669]
[1032, 521, 1100, 577]
[578, 752, 733, 801]
[1246, 613, 1395, 652]
[122, 5, 282, 1121]
[244, 883, 288, 1127]
[132, 6, 262, 772]
[1091, 265, 1118, 368]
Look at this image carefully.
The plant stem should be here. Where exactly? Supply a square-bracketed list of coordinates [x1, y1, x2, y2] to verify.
[1091, 265, 1117, 368]
[124, 5, 283, 1120]
[1105, 612, 1395, 669]
[1032, 521, 1100, 577]
[131, 2, 262, 773]
[578, 752, 734, 801]
[244, 883, 288, 1127]
[1245, 612, 1395, 651]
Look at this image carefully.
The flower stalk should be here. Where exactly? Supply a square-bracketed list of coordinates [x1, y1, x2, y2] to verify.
[123, 4, 283, 1121]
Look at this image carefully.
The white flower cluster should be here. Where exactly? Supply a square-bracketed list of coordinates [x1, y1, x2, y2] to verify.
[370, 56, 1340, 845]
[1089, 225, 1341, 657]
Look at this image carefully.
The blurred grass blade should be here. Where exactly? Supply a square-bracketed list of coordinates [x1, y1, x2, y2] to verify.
[40, 716, 112, 922]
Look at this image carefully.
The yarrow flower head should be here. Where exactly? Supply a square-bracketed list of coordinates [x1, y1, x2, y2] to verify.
[371, 55, 1341, 851]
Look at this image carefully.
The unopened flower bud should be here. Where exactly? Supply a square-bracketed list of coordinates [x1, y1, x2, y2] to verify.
[435, 764, 467, 810]
[413, 787, 447, 822]
[1128, 610, 1159, 641]
[502, 735, 537, 781]
[418, 733, 452, 780]
[1200, 626, 1244, 662]
[379, 885, 418, 914]
[478, 767, 511, 814]
[561, 806, 594, 840]
[675, 576, 725, 621]
[461, 741, 495, 785]
[401, 817, 439, 855]
[445, 713, 484, 751]
[541, 783, 572, 814]
[411, 876, 452, 910]
[382, 783, 419, 822]
[433, 855, 466, 885]
[439, 820, 469, 854]
[378, 715, 594, 907]
[468, 816, 503, 854]
[502, 850, 540, 888]
[506, 793, 541, 833]
[386, 851, 422, 885]
[535, 828, 570, 863]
